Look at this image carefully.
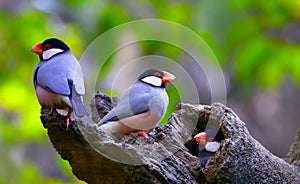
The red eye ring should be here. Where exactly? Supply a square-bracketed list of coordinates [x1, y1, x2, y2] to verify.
[43, 44, 51, 50]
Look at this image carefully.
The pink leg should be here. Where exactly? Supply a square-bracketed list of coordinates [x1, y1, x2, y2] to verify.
[63, 108, 73, 129]
[133, 130, 148, 138]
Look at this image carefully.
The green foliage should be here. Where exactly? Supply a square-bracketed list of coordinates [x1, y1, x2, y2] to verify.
[0, 142, 70, 184]
[160, 83, 180, 124]
[196, 0, 300, 89]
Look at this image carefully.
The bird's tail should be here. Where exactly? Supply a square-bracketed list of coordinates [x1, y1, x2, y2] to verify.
[70, 85, 89, 117]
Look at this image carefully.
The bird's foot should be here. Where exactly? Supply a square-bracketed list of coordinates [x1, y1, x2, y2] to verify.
[132, 130, 148, 138]
[62, 109, 73, 130]
[64, 118, 71, 130]
[49, 107, 54, 114]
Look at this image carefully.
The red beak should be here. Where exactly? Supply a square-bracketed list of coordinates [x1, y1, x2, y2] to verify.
[31, 42, 43, 55]
[162, 71, 176, 83]
[194, 132, 207, 145]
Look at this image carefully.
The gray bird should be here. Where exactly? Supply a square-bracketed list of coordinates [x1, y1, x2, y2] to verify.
[194, 129, 224, 166]
[100, 68, 175, 138]
[31, 38, 89, 128]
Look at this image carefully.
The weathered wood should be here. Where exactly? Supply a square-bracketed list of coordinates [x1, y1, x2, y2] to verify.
[40, 93, 300, 183]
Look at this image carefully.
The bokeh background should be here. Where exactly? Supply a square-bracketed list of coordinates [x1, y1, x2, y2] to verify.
[1, 0, 300, 183]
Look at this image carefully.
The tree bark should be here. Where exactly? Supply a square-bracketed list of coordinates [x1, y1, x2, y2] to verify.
[40, 92, 300, 184]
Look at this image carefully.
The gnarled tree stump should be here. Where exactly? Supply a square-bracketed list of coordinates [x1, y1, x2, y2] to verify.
[40, 92, 300, 183]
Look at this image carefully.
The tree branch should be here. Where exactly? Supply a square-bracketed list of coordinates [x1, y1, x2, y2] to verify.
[40, 93, 300, 183]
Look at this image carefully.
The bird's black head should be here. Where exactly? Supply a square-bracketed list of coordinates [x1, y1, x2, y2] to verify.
[31, 38, 70, 60]
[138, 68, 175, 88]
[41, 38, 70, 52]
[138, 68, 163, 80]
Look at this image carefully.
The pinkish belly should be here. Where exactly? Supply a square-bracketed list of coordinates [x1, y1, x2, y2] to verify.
[35, 85, 70, 109]
[119, 111, 161, 132]
[101, 111, 162, 135]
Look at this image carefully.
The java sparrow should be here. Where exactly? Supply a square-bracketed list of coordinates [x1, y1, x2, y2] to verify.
[100, 68, 175, 138]
[31, 38, 89, 128]
[194, 129, 223, 166]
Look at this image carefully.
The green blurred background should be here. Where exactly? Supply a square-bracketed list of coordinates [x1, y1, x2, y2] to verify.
[1, 0, 300, 183]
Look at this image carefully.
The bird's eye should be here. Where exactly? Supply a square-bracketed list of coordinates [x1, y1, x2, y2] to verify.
[208, 137, 215, 142]
[154, 72, 161, 77]
[43, 44, 51, 50]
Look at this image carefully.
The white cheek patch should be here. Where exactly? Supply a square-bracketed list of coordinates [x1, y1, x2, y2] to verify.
[141, 76, 162, 86]
[42, 48, 64, 60]
[205, 141, 220, 152]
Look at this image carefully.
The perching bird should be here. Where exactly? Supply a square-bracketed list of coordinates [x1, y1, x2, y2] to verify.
[31, 38, 89, 128]
[100, 68, 175, 138]
[194, 129, 223, 166]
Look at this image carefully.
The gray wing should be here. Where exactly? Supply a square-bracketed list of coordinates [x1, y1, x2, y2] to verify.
[33, 62, 42, 87]
[35, 51, 86, 95]
[73, 63, 85, 95]
[65, 53, 88, 116]
[101, 83, 155, 123]
[71, 83, 89, 117]
[35, 52, 78, 95]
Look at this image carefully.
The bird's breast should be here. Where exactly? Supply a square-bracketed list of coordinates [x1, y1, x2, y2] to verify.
[118, 110, 162, 133]
[35, 85, 71, 109]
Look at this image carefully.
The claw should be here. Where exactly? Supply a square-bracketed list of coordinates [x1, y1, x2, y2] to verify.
[133, 130, 148, 138]
[49, 107, 53, 114]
